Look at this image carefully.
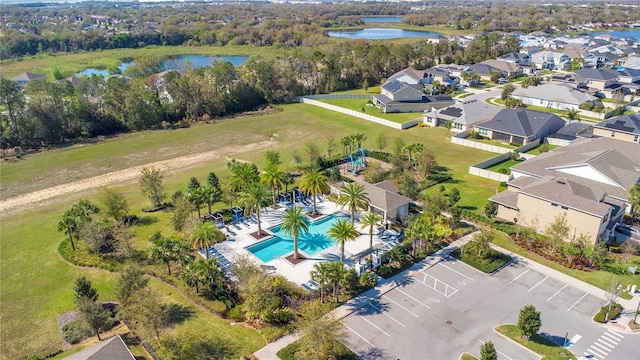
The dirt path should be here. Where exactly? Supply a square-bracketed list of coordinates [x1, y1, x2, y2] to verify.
[0, 140, 275, 216]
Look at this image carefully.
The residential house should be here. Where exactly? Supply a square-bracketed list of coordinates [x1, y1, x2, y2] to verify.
[479, 59, 523, 77]
[330, 180, 411, 224]
[497, 52, 531, 66]
[552, 123, 593, 141]
[422, 99, 502, 133]
[372, 80, 454, 113]
[593, 114, 640, 143]
[424, 67, 455, 85]
[63, 335, 135, 360]
[467, 63, 500, 81]
[489, 137, 640, 243]
[55, 76, 83, 88]
[474, 108, 566, 145]
[511, 83, 597, 111]
[387, 67, 426, 85]
[621, 56, 640, 70]
[530, 51, 571, 70]
[10, 72, 46, 88]
[574, 68, 619, 91]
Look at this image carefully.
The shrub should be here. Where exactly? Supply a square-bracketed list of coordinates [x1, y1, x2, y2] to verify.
[62, 319, 91, 345]
[228, 305, 245, 321]
[594, 303, 622, 323]
[359, 272, 377, 289]
[452, 247, 511, 274]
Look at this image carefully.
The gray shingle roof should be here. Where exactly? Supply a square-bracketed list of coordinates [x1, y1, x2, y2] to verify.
[574, 68, 619, 81]
[512, 83, 596, 105]
[477, 108, 565, 138]
[10, 72, 46, 82]
[433, 99, 502, 126]
[380, 80, 423, 95]
[510, 137, 640, 199]
[594, 114, 640, 135]
[354, 180, 411, 212]
[64, 335, 135, 360]
[518, 176, 612, 216]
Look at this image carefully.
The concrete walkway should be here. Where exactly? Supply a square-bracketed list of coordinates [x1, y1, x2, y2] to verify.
[254, 232, 639, 359]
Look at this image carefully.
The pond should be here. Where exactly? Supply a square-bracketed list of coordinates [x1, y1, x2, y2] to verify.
[592, 29, 640, 42]
[363, 16, 404, 23]
[76, 54, 249, 77]
[327, 28, 441, 40]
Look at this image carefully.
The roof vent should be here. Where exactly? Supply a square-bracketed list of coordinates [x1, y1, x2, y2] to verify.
[556, 179, 566, 185]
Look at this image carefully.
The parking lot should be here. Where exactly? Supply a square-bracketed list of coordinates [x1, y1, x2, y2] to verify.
[342, 257, 635, 360]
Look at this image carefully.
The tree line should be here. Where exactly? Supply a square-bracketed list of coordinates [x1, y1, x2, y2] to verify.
[2, 2, 639, 59]
[1, 35, 519, 150]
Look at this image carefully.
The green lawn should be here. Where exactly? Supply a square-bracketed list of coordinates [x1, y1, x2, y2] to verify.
[485, 158, 521, 174]
[319, 98, 421, 123]
[524, 144, 559, 155]
[496, 325, 576, 360]
[460, 353, 479, 360]
[472, 137, 519, 149]
[0, 103, 498, 359]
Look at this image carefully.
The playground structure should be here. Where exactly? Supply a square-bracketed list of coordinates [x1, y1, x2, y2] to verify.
[346, 148, 368, 175]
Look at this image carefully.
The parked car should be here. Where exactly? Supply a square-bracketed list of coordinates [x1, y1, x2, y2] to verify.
[498, 78, 509, 84]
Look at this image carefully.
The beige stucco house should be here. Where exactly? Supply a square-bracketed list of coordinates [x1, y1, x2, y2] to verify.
[593, 114, 640, 143]
[489, 137, 640, 243]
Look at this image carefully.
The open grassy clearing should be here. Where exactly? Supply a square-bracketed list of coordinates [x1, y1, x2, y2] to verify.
[0, 103, 497, 359]
[319, 98, 421, 123]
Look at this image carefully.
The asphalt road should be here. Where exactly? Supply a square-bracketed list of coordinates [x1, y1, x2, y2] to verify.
[342, 257, 637, 360]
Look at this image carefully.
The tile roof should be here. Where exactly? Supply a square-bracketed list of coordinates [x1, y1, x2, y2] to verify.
[476, 108, 565, 138]
[594, 114, 640, 135]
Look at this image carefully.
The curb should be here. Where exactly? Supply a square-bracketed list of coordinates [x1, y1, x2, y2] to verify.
[492, 325, 543, 360]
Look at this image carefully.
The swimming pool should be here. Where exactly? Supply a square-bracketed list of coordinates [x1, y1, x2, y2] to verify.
[247, 213, 349, 262]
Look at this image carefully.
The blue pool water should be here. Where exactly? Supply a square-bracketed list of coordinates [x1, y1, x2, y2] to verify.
[247, 213, 349, 262]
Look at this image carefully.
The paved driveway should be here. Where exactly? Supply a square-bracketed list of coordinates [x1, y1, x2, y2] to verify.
[342, 257, 635, 360]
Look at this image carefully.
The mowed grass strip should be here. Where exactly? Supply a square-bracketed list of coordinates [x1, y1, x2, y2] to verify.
[495, 324, 576, 360]
[319, 98, 421, 123]
[0, 103, 498, 359]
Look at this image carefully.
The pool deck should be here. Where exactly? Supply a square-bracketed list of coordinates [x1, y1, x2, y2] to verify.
[205, 198, 399, 287]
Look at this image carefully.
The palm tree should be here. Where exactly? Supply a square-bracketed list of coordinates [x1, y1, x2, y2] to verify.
[180, 261, 201, 293]
[566, 108, 580, 122]
[200, 185, 220, 216]
[310, 262, 331, 303]
[328, 219, 359, 263]
[299, 168, 329, 216]
[260, 163, 286, 206]
[336, 182, 370, 224]
[189, 222, 224, 259]
[238, 181, 271, 235]
[325, 261, 348, 303]
[149, 236, 191, 275]
[281, 207, 310, 260]
[360, 211, 382, 254]
[443, 120, 453, 139]
[186, 187, 205, 219]
[229, 162, 259, 193]
[58, 212, 78, 251]
[402, 143, 424, 165]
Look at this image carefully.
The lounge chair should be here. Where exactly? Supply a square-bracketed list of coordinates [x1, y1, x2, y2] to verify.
[301, 283, 313, 291]
[309, 280, 319, 288]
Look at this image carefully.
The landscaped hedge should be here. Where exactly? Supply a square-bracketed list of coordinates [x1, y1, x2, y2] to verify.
[451, 247, 511, 274]
[277, 340, 358, 360]
[594, 303, 622, 323]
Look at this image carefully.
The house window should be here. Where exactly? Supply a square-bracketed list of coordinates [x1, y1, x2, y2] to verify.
[561, 206, 569, 210]
[611, 131, 616, 137]
[551, 203, 558, 207]
[634, 135, 639, 143]
[478, 128, 488, 136]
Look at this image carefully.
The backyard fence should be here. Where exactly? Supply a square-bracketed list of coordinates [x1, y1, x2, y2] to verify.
[467, 139, 541, 182]
[297, 96, 420, 130]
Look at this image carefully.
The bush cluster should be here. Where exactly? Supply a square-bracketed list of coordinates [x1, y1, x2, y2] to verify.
[594, 303, 622, 323]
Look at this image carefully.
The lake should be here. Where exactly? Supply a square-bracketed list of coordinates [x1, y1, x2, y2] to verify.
[327, 28, 441, 40]
[76, 55, 249, 77]
[592, 29, 640, 42]
[363, 17, 404, 23]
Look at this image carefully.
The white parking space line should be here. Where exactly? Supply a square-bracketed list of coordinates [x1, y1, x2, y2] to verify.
[508, 268, 530, 284]
[438, 263, 474, 281]
[478, 340, 513, 360]
[382, 295, 419, 318]
[584, 349, 604, 359]
[527, 276, 549, 292]
[357, 315, 391, 337]
[344, 323, 374, 347]
[417, 272, 458, 297]
[367, 303, 405, 327]
[547, 284, 568, 301]
[567, 293, 588, 311]
[605, 330, 623, 340]
[395, 288, 432, 309]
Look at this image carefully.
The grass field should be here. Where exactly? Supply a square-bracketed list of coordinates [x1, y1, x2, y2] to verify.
[0, 103, 498, 359]
[319, 98, 421, 123]
[485, 158, 521, 174]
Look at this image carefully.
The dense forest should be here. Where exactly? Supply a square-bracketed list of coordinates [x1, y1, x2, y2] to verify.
[1, 1, 639, 59]
[0, 33, 519, 150]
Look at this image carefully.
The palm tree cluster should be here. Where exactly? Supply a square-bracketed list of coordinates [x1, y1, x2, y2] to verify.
[311, 261, 351, 304]
[339, 133, 367, 155]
